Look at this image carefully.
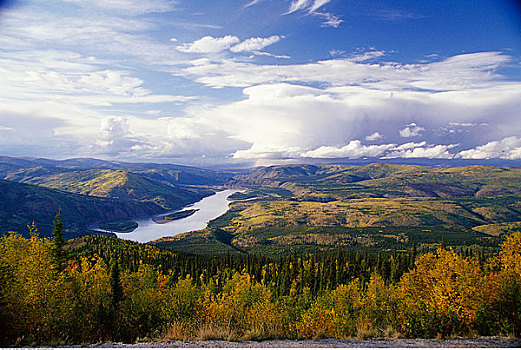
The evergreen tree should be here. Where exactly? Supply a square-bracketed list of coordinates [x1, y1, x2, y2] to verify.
[110, 258, 123, 309]
[51, 212, 66, 272]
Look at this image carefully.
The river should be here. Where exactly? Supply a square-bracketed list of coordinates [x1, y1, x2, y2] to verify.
[113, 189, 241, 243]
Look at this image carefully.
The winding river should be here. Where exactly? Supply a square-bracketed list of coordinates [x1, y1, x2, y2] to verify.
[114, 189, 241, 243]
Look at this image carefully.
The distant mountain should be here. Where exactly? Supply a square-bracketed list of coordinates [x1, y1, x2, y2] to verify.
[0, 156, 233, 186]
[230, 163, 521, 199]
[0, 179, 163, 238]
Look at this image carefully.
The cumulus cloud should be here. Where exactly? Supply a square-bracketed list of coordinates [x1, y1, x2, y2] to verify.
[399, 123, 424, 138]
[99, 116, 131, 139]
[365, 132, 383, 141]
[301, 140, 395, 158]
[301, 140, 458, 160]
[176, 35, 240, 53]
[385, 144, 457, 159]
[458, 136, 521, 159]
[230, 35, 283, 53]
[392, 141, 427, 150]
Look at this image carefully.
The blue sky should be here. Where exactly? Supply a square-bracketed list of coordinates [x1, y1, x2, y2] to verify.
[0, 0, 520, 166]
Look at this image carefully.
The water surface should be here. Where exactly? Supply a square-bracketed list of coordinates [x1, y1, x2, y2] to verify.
[115, 189, 240, 243]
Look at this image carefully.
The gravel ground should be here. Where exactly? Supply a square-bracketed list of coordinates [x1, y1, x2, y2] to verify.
[85, 337, 521, 348]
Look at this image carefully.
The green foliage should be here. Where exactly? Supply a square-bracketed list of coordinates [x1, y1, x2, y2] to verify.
[99, 220, 138, 232]
[51, 212, 66, 271]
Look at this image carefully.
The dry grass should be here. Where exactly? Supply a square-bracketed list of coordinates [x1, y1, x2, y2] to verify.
[161, 322, 194, 341]
[196, 324, 239, 342]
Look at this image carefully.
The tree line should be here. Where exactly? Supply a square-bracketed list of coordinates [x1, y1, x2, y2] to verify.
[0, 216, 520, 345]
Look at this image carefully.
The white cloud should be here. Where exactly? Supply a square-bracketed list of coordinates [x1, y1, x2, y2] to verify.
[0, 5, 182, 65]
[286, 0, 341, 27]
[399, 123, 425, 138]
[79, 70, 146, 96]
[231, 36, 283, 53]
[176, 36, 240, 53]
[302, 140, 458, 160]
[317, 12, 343, 28]
[365, 132, 383, 141]
[309, 0, 331, 13]
[62, 0, 176, 15]
[288, 0, 330, 14]
[385, 144, 457, 159]
[449, 122, 488, 127]
[458, 136, 521, 159]
[182, 52, 512, 90]
[99, 116, 131, 139]
[302, 140, 396, 158]
[288, 0, 312, 14]
[244, 0, 262, 8]
[392, 141, 427, 150]
[349, 50, 386, 62]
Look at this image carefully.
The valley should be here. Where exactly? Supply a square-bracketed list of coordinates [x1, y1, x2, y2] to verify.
[1, 156, 521, 255]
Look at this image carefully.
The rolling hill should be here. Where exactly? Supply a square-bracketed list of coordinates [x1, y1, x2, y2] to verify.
[0, 156, 233, 238]
[19, 169, 213, 210]
[0, 179, 162, 238]
[0, 156, 233, 186]
[159, 163, 521, 255]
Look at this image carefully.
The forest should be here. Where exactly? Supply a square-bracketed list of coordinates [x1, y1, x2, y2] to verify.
[0, 215, 520, 346]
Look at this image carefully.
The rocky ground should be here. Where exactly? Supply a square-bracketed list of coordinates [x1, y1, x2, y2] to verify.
[87, 337, 521, 348]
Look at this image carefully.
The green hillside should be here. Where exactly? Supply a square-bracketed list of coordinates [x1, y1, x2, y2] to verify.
[160, 163, 521, 255]
[21, 169, 213, 210]
[0, 156, 233, 186]
[0, 179, 162, 238]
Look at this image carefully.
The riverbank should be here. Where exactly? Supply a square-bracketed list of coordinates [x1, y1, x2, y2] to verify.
[87, 337, 521, 348]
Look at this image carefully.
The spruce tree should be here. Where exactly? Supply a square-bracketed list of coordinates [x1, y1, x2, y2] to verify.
[51, 212, 66, 272]
[110, 258, 123, 309]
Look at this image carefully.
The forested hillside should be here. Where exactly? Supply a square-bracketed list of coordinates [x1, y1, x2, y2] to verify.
[160, 163, 521, 255]
[1, 227, 520, 345]
[0, 156, 230, 238]
[21, 169, 213, 210]
[0, 180, 162, 237]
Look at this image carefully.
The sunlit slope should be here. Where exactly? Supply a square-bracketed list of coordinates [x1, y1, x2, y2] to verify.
[0, 156, 233, 187]
[21, 169, 212, 210]
[226, 164, 521, 230]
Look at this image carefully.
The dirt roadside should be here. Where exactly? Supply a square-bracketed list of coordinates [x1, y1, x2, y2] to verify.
[86, 337, 521, 348]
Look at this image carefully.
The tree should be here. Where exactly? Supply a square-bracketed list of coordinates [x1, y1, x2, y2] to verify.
[110, 258, 123, 310]
[51, 212, 66, 272]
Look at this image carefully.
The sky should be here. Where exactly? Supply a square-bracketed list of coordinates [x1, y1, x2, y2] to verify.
[0, 0, 520, 167]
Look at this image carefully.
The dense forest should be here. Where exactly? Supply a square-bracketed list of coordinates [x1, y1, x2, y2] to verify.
[1, 216, 520, 345]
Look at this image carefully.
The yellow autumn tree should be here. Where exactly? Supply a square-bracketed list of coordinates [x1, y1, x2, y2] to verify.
[476, 232, 521, 336]
[397, 248, 484, 337]
[297, 278, 363, 339]
[202, 272, 281, 340]
[0, 232, 65, 344]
